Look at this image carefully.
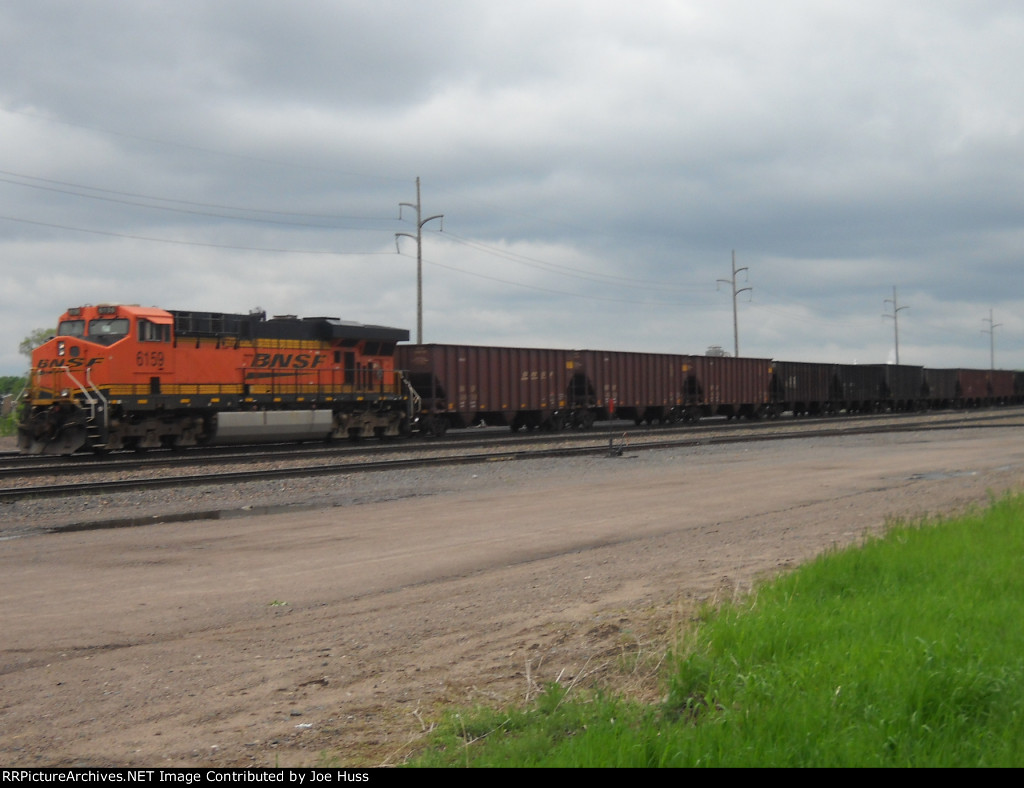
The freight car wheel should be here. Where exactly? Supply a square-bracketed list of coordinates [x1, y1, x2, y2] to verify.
[424, 415, 448, 437]
[545, 412, 568, 431]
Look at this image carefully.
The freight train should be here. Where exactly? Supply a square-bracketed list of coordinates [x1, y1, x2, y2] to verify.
[16, 304, 1024, 454]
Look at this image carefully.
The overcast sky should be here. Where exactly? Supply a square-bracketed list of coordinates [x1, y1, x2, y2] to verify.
[2, 0, 1022, 377]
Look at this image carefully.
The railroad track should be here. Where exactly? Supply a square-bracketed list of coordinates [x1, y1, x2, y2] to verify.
[3, 406, 1022, 504]
[5, 404, 1021, 477]
[0, 418, 664, 477]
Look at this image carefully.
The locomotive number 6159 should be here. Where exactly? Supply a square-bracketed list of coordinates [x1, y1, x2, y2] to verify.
[136, 350, 165, 368]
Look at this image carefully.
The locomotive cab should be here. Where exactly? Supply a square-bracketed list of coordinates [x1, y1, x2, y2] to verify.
[20, 305, 117, 454]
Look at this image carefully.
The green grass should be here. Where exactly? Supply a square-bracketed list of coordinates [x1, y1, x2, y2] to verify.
[0, 413, 17, 437]
[405, 492, 1024, 767]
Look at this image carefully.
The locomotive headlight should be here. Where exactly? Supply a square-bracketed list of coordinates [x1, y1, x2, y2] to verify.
[57, 341, 66, 357]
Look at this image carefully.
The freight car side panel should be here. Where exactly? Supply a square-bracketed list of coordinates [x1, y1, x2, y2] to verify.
[771, 360, 835, 415]
[397, 344, 575, 428]
[691, 356, 773, 418]
[924, 368, 959, 406]
[833, 364, 884, 410]
[831, 364, 926, 411]
[958, 369, 997, 404]
[884, 365, 926, 408]
[989, 370, 1015, 401]
[579, 350, 685, 422]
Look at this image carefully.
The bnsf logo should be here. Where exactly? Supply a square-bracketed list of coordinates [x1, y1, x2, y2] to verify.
[250, 353, 326, 369]
[36, 358, 103, 370]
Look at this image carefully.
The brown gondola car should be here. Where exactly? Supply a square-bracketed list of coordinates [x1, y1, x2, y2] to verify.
[830, 364, 926, 412]
[925, 368, 1014, 408]
[684, 355, 774, 420]
[397, 344, 577, 434]
[985, 370, 1015, 405]
[923, 368, 961, 409]
[770, 360, 837, 416]
[570, 350, 687, 425]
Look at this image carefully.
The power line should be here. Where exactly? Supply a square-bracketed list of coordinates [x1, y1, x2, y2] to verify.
[418, 254, 711, 307]
[0, 214, 395, 255]
[441, 230, 707, 292]
[0, 169, 398, 228]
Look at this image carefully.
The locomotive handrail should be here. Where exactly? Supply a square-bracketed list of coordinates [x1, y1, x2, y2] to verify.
[61, 365, 108, 428]
[399, 370, 422, 420]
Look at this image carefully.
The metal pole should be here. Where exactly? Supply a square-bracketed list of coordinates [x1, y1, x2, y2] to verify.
[396, 177, 443, 344]
[717, 250, 751, 357]
[883, 286, 908, 365]
[982, 309, 1001, 371]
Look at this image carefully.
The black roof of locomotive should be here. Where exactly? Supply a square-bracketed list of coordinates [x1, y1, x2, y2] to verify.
[170, 310, 409, 343]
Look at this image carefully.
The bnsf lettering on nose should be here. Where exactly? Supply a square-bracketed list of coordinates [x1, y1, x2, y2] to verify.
[37, 358, 103, 370]
[250, 353, 326, 369]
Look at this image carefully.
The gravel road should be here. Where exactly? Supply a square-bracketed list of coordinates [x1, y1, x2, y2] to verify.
[1, 423, 1022, 767]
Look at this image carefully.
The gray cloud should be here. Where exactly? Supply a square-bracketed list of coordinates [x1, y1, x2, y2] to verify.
[1, 0, 1021, 376]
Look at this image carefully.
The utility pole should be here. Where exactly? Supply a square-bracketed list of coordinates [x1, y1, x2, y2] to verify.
[396, 177, 443, 344]
[883, 286, 908, 365]
[716, 250, 751, 357]
[982, 309, 1001, 371]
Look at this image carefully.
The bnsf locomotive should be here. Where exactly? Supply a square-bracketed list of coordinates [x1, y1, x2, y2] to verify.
[17, 303, 1024, 455]
[18, 304, 411, 454]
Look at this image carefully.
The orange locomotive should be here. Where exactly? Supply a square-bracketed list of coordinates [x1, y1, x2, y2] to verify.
[18, 304, 412, 455]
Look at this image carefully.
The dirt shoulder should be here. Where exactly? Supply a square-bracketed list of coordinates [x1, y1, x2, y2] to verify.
[1, 427, 1023, 767]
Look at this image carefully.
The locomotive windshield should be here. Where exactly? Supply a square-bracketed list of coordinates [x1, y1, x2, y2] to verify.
[58, 320, 85, 337]
[86, 318, 130, 345]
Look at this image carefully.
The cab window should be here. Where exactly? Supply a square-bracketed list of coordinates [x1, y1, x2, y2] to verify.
[58, 320, 85, 337]
[87, 318, 130, 345]
[138, 319, 170, 342]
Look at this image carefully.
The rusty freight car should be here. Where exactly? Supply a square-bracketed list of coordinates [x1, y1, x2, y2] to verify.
[926, 368, 1020, 409]
[831, 364, 927, 412]
[770, 360, 837, 416]
[568, 350, 687, 425]
[684, 355, 774, 420]
[397, 344, 578, 435]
